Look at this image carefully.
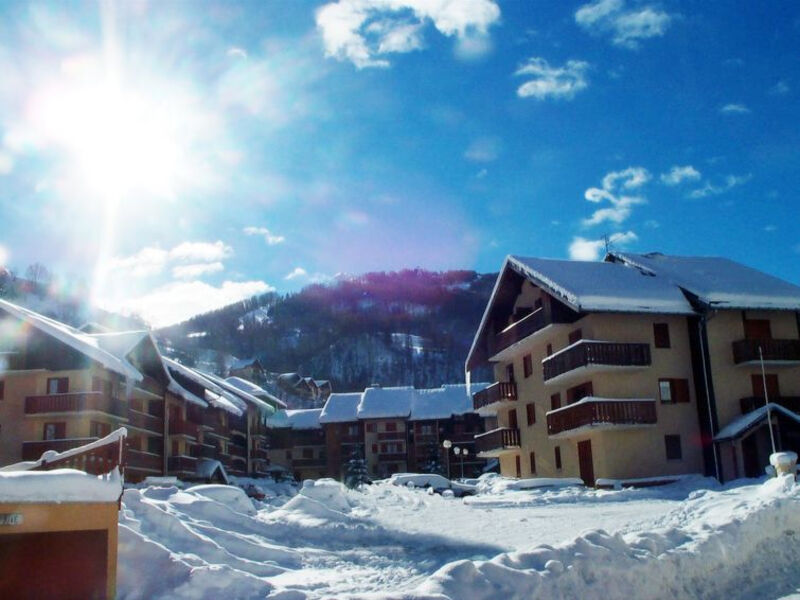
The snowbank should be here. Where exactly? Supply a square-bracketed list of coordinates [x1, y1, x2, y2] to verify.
[474, 473, 583, 494]
[276, 479, 353, 523]
[185, 484, 256, 516]
[386, 476, 800, 600]
[0, 468, 122, 503]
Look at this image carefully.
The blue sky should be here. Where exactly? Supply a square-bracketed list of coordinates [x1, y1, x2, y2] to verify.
[0, 0, 798, 326]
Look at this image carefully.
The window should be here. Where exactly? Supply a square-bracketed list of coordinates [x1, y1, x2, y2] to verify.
[0, 380, 4, 400]
[385, 422, 397, 432]
[529, 451, 536, 474]
[665, 435, 682, 460]
[366, 423, 376, 433]
[172, 440, 180, 455]
[147, 437, 161, 454]
[526, 403, 536, 426]
[347, 424, 360, 437]
[380, 443, 387, 453]
[91, 376, 112, 396]
[653, 323, 671, 348]
[47, 377, 68, 394]
[546, 343, 553, 356]
[550, 393, 561, 411]
[568, 329, 583, 345]
[752, 374, 780, 399]
[302, 448, 313, 459]
[43, 422, 65, 440]
[371, 444, 378, 453]
[554, 446, 562, 470]
[566, 381, 593, 404]
[743, 318, 771, 340]
[506, 363, 515, 382]
[515, 454, 521, 478]
[523, 354, 533, 378]
[508, 408, 518, 429]
[90, 421, 111, 438]
[659, 379, 690, 403]
[419, 423, 433, 435]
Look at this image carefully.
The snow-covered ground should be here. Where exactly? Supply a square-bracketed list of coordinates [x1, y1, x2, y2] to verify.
[117, 475, 800, 600]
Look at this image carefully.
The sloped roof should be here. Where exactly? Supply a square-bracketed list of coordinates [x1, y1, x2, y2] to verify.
[225, 376, 286, 409]
[319, 392, 362, 423]
[267, 408, 322, 430]
[229, 357, 262, 371]
[409, 383, 490, 421]
[715, 403, 800, 442]
[509, 256, 695, 314]
[163, 358, 242, 415]
[609, 252, 800, 310]
[201, 371, 276, 415]
[358, 386, 414, 419]
[0, 298, 142, 381]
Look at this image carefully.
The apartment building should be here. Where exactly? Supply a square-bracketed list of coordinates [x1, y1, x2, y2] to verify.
[266, 409, 327, 481]
[466, 253, 800, 485]
[0, 299, 281, 482]
[319, 392, 363, 479]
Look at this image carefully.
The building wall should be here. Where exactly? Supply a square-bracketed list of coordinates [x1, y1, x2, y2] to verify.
[363, 418, 407, 478]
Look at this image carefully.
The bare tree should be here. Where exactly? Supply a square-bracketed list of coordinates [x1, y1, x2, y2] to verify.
[25, 263, 51, 285]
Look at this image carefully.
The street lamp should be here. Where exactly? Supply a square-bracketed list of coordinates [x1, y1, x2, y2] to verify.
[453, 447, 467, 480]
[442, 440, 452, 479]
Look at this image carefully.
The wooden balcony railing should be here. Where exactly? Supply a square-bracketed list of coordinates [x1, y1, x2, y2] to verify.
[23, 432, 124, 476]
[230, 433, 247, 447]
[377, 431, 406, 441]
[24, 392, 126, 417]
[125, 448, 163, 472]
[473, 382, 517, 411]
[474, 427, 520, 455]
[168, 419, 199, 438]
[167, 456, 197, 472]
[229, 444, 247, 458]
[127, 410, 164, 434]
[547, 398, 657, 436]
[543, 341, 651, 382]
[190, 444, 217, 459]
[740, 396, 800, 414]
[22, 438, 99, 461]
[732, 339, 800, 364]
[491, 309, 548, 355]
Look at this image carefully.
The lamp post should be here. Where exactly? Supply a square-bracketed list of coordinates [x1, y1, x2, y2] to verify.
[442, 440, 452, 479]
[461, 448, 469, 480]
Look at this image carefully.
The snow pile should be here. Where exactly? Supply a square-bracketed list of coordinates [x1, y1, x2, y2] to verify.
[389, 476, 800, 600]
[474, 473, 584, 495]
[185, 484, 257, 516]
[0, 467, 122, 503]
[276, 479, 354, 524]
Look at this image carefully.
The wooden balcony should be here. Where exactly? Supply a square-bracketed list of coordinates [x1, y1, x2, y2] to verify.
[732, 339, 800, 365]
[491, 309, 549, 356]
[229, 444, 247, 458]
[250, 448, 268, 460]
[543, 341, 651, 383]
[167, 455, 197, 473]
[22, 438, 98, 461]
[168, 419, 199, 439]
[740, 396, 800, 414]
[547, 398, 657, 437]
[127, 410, 164, 435]
[229, 415, 247, 434]
[473, 382, 517, 415]
[190, 444, 217, 459]
[125, 448, 163, 472]
[230, 433, 247, 447]
[24, 392, 126, 417]
[474, 427, 520, 458]
[377, 431, 406, 441]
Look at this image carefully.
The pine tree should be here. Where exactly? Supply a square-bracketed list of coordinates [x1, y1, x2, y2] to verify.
[422, 442, 445, 476]
[344, 446, 370, 490]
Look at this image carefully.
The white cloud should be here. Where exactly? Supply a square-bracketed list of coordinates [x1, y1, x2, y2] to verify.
[582, 167, 649, 226]
[720, 103, 750, 114]
[243, 226, 285, 245]
[660, 165, 701, 186]
[169, 240, 232, 262]
[113, 280, 273, 328]
[769, 81, 790, 95]
[764, 225, 776, 232]
[575, 0, 671, 49]
[285, 267, 308, 280]
[0, 151, 13, 175]
[315, 0, 501, 69]
[515, 58, 589, 100]
[172, 262, 224, 279]
[689, 174, 751, 199]
[464, 136, 500, 162]
[107, 246, 169, 278]
[568, 230, 638, 261]
[227, 47, 248, 59]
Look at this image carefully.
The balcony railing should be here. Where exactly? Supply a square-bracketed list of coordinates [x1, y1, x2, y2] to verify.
[250, 448, 268, 460]
[546, 398, 657, 436]
[740, 396, 800, 414]
[229, 445, 247, 458]
[377, 431, 406, 441]
[167, 456, 197, 473]
[127, 410, 164, 434]
[190, 444, 217, 459]
[229, 416, 247, 433]
[732, 339, 800, 364]
[24, 392, 126, 417]
[491, 309, 548, 355]
[474, 427, 520, 456]
[21, 437, 99, 461]
[168, 419, 199, 438]
[543, 341, 651, 382]
[473, 382, 517, 412]
[125, 448, 163, 472]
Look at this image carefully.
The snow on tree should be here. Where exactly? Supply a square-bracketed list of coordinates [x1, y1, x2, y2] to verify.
[344, 445, 370, 489]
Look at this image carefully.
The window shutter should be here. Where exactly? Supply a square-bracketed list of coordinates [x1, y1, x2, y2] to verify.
[673, 379, 690, 403]
[526, 403, 536, 426]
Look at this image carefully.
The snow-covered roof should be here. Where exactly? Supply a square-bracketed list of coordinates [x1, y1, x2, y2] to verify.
[319, 392, 362, 423]
[163, 358, 243, 415]
[195, 458, 229, 484]
[715, 403, 800, 442]
[89, 330, 150, 360]
[0, 468, 123, 503]
[0, 298, 143, 381]
[509, 256, 696, 314]
[267, 408, 323, 430]
[201, 372, 276, 415]
[229, 357, 262, 371]
[609, 252, 800, 310]
[409, 383, 490, 421]
[358, 386, 414, 419]
[225, 376, 287, 409]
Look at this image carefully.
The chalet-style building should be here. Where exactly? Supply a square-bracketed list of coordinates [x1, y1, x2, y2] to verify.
[466, 253, 800, 485]
[266, 409, 327, 481]
[228, 357, 266, 383]
[0, 299, 282, 482]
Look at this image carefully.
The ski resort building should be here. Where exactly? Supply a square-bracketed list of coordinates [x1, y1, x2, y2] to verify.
[0, 299, 283, 482]
[465, 253, 800, 485]
[266, 409, 327, 480]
